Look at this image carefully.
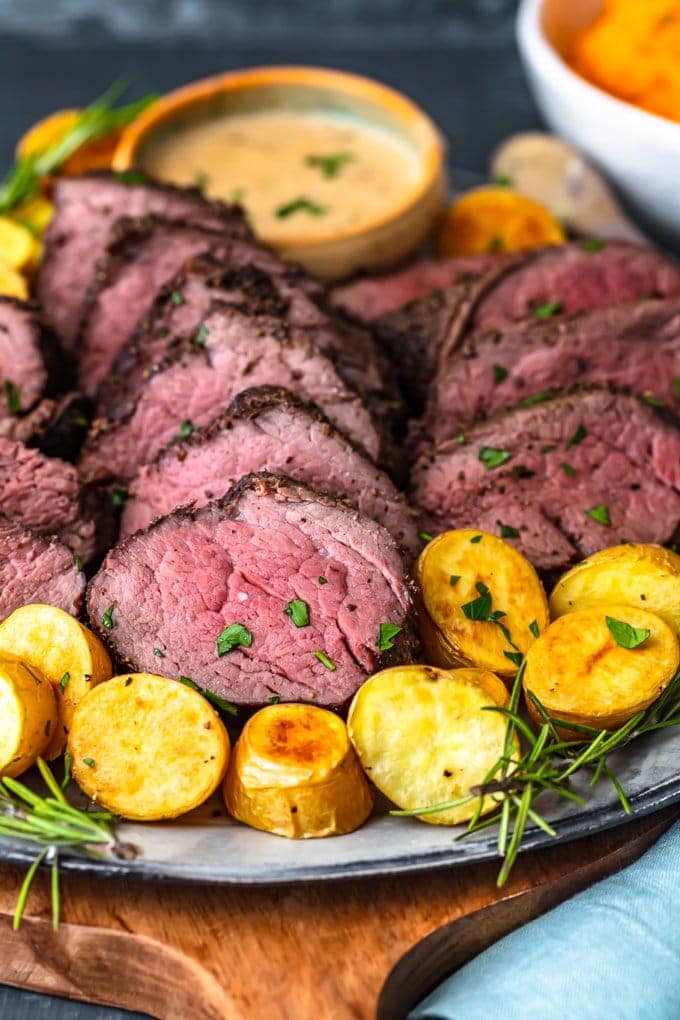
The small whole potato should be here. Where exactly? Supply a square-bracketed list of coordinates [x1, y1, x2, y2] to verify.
[0, 604, 112, 759]
[524, 604, 680, 734]
[69, 674, 230, 820]
[0, 653, 57, 778]
[224, 703, 373, 839]
[348, 665, 512, 825]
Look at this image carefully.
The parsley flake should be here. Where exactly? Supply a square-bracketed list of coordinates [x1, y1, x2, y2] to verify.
[449, 574, 461, 586]
[3, 379, 20, 414]
[101, 605, 116, 630]
[540, 443, 556, 453]
[419, 531, 434, 543]
[606, 616, 650, 649]
[153, 648, 165, 658]
[533, 301, 562, 319]
[83, 757, 96, 769]
[313, 650, 336, 671]
[492, 363, 508, 384]
[560, 462, 576, 476]
[582, 238, 605, 252]
[462, 582, 493, 620]
[378, 622, 402, 651]
[284, 599, 310, 628]
[318, 576, 328, 585]
[178, 675, 238, 715]
[194, 324, 209, 347]
[642, 393, 664, 408]
[567, 424, 587, 448]
[470, 534, 483, 544]
[114, 170, 146, 185]
[494, 174, 513, 187]
[305, 152, 353, 178]
[518, 391, 554, 408]
[269, 694, 281, 704]
[529, 620, 540, 638]
[74, 554, 84, 572]
[497, 521, 520, 538]
[176, 419, 196, 440]
[479, 446, 510, 469]
[170, 291, 185, 306]
[275, 196, 327, 219]
[674, 378, 680, 399]
[586, 504, 611, 526]
[216, 623, 252, 656]
[59, 672, 70, 692]
[503, 650, 524, 667]
[111, 486, 129, 507]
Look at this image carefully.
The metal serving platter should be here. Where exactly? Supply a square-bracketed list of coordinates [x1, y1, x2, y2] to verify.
[1, 167, 678, 885]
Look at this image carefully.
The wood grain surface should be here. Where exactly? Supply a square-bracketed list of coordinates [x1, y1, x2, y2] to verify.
[0, 809, 675, 1020]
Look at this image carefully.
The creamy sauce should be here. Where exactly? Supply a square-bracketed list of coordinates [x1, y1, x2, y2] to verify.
[143, 110, 423, 241]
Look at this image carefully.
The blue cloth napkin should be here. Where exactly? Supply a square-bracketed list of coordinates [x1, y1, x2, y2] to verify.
[411, 819, 680, 1020]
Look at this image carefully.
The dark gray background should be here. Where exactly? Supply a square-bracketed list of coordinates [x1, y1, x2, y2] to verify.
[0, 1, 539, 1016]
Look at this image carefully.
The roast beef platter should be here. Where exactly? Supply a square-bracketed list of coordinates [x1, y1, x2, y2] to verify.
[0, 144, 680, 896]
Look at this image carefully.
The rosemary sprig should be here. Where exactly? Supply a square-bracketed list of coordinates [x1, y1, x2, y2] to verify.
[392, 668, 680, 887]
[0, 758, 130, 930]
[0, 79, 158, 215]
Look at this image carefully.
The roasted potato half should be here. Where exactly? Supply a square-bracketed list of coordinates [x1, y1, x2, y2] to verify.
[348, 665, 512, 825]
[524, 605, 680, 734]
[550, 544, 680, 635]
[224, 703, 373, 838]
[69, 674, 230, 820]
[0, 604, 112, 759]
[415, 530, 549, 677]
[0, 653, 57, 778]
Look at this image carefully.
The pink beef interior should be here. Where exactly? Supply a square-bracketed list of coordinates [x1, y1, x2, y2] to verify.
[88, 475, 413, 707]
[0, 300, 47, 417]
[0, 515, 85, 620]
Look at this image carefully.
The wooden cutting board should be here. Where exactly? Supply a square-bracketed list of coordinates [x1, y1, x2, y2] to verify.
[0, 808, 675, 1020]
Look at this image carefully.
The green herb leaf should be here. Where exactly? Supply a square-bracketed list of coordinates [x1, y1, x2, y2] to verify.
[317, 576, 328, 585]
[529, 619, 540, 638]
[493, 174, 513, 187]
[194, 324, 209, 347]
[479, 446, 510, 469]
[492, 363, 508, 384]
[284, 599, 310, 628]
[82, 758, 96, 769]
[532, 301, 562, 319]
[111, 487, 129, 507]
[59, 672, 70, 693]
[462, 582, 493, 620]
[216, 623, 253, 657]
[642, 393, 664, 408]
[178, 675, 238, 715]
[101, 605, 115, 630]
[503, 650, 524, 667]
[269, 694, 281, 704]
[229, 187, 246, 202]
[113, 170, 147, 185]
[539, 443, 556, 453]
[378, 622, 402, 651]
[74, 554, 84, 573]
[455, 434, 466, 445]
[176, 419, 196, 440]
[275, 196, 327, 219]
[497, 521, 520, 538]
[582, 238, 605, 252]
[153, 648, 165, 658]
[605, 616, 651, 649]
[3, 379, 21, 414]
[170, 291, 185, 306]
[567, 424, 587, 448]
[194, 169, 210, 189]
[419, 531, 434, 543]
[449, 575, 461, 586]
[518, 391, 554, 408]
[585, 503, 611, 526]
[470, 534, 483, 544]
[305, 152, 353, 178]
[674, 378, 680, 399]
[313, 650, 336, 671]
[559, 461, 576, 476]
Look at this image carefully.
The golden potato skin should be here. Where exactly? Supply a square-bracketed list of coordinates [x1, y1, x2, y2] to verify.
[69, 674, 229, 820]
[224, 703, 373, 839]
[0, 605, 112, 759]
[0, 653, 57, 778]
[348, 665, 511, 826]
[524, 605, 680, 734]
[415, 530, 549, 676]
[550, 544, 680, 635]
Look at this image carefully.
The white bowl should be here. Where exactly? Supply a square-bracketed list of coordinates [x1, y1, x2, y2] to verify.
[517, 0, 680, 247]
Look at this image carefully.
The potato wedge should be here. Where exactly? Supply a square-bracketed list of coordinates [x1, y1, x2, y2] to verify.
[224, 703, 372, 838]
[0, 218, 37, 272]
[524, 605, 680, 734]
[9, 196, 54, 238]
[550, 544, 680, 635]
[69, 674, 229, 820]
[0, 653, 57, 777]
[348, 665, 511, 825]
[415, 529, 549, 677]
[0, 604, 112, 759]
[0, 261, 28, 300]
[437, 186, 565, 257]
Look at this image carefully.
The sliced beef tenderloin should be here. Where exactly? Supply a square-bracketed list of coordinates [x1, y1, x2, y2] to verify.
[331, 253, 499, 322]
[0, 393, 91, 462]
[121, 385, 420, 555]
[415, 298, 680, 449]
[38, 171, 249, 347]
[0, 298, 70, 419]
[0, 514, 85, 620]
[97, 252, 389, 420]
[80, 303, 384, 484]
[0, 436, 97, 563]
[412, 391, 680, 572]
[87, 472, 418, 708]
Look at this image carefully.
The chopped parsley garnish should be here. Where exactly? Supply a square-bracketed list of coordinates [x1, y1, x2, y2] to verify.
[461, 582, 493, 620]
[178, 676, 238, 715]
[479, 446, 510, 469]
[74, 554, 84, 572]
[83, 757, 96, 769]
[284, 599, 310, 628]
[216, 623, 253, 656]
[455, 434, 466, 445]
[377, 622, 402, 651]
[559, 461, 576, 476]
[3, 379, 20, 413]
[642, 393, 664, 408]
[490, 330, 503, 344]
[529, 619, 540, 638]
[497, 521, 520, 538]
[494, 173, 513, 187]
[449, 574, 461, 586]
[566, 424, 587, 448]
[72, 414, 90, 427]
[504, 650, 524, 667]
[313, 650, 336, 671]
[470, 534, 483, 543]
[419, 531, 434, 543]
[170, 291, 185, 306]
[194, 169, 210, 189]
[487, 236, 504, 253]
[269, 694, 281, 704]
[533, 301, 562, 319]
[44, 719, 51, 736]
[317, 576, 328, 585]
[518, 391, 553, 408]
[305, 152, 353, 179]
[111, 487, 129, 507]
[59, 672, 70, 692]
[492, 363, 508, 384]
[540, 444, 556, 453]
[194, 324, 209, 347]
[114, 170, 146, 185]
[582, 238, 605, 252]
[153, 648, 165, 658]
[230, 187, 246, 202]
[101, 605, 115, 630]
[275, 196, 327, 219]
[674, 378, 680, 398]
[176, 419, 196, 440]
[606, 616, 650, 649]
[586, 503, 611, 526]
